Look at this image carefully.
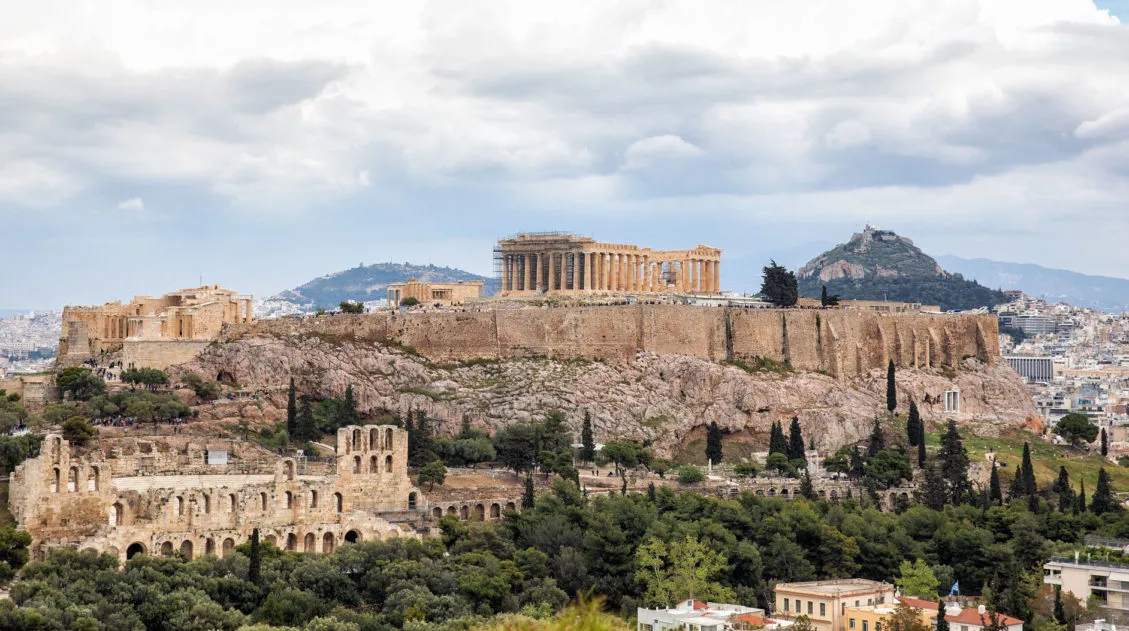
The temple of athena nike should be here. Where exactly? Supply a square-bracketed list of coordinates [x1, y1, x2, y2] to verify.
[495, 232, 722, 295]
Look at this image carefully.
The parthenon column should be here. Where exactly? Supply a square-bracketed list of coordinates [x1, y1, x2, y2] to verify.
[503, 256, 512, 293]
[585, 253, 593, 292]
[714, 260, 721, 292]
[524, 254, 532, 294]
[696, 259, 703, 293]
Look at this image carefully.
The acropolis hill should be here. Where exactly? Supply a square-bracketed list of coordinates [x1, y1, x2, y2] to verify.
[175, 304, 1034, 457]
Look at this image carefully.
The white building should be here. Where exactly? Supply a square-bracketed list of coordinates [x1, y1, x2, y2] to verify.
[638, 600, 778, 631]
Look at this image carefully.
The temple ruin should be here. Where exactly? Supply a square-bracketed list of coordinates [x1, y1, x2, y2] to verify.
[495, 233, 721, 295]
[8, 425, 420, 562]
[58, 285, 253, 370]
[387, 278, 485, 308]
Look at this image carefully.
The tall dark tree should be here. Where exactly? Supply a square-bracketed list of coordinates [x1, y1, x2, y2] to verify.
[918, 463, 948, 510]
[866, 417, 885, 458]
[580, 411, 596, 462]
[1020, 443, 1037, 496]
[936, 601, 950, 631]
[988, 464, 1002, 505]
[787, 417, 806, 461]
[760, 260, 798, 307]
[522, 472, 536, 509]
[906, 401, 921, 447]
[339, 384, 359, 427]
[849, 447, 866, 480]
[706, 421, 724, 465]
[1008, 465, 1024, 502]
[1054, 467, 1073, 513]
[1092, 468, 1118, 515]
[286, 377, 297, 437]
[937, 420, 972, 504]
[769, 421, 788, 456]
[295, 397, 317, 442]
[1102, 428, 1109, 457]
[1053, 586, 1066, 625]
[248, 528, 262, 586]
[917, 439, 927, 468]
[820, 285, 840, 307]
[1075, 480, 1087, 513]
[886, 361, 897, 413]
[799, 470, 816, 500]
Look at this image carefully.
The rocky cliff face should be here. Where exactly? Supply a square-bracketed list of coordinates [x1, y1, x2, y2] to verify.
[173, 333, 1035, 458]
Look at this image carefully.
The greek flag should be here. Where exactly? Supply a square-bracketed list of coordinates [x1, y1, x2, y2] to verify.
[950, 581, 960, 596]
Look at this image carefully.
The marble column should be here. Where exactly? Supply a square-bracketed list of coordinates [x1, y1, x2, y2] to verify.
[714, 260, 721, 292]
[585, 253, 593, 292]
[695, 259, 703, 293]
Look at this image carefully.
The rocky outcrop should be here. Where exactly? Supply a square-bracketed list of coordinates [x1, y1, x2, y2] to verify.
[172, 333, 1035, 458]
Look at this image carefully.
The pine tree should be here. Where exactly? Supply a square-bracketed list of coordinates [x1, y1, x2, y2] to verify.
[1102, 428, 1109, 457]
[867, 417, 885, 458]
[938, 420, 972, 505]
[907, 401, 921, 446]
[886, 360, 897, 413]
[917, 439, 927, 468]
[1075, 480, 1087, 513]
[1020, 443, 1037, 496]
[295, 397, 317, 441]
[286, 378, 297, 437]
[936, 601, 950, 631]
[706, 421, 724, 465]
[248, 528, 262, 585]
[989, 464, 1002, 505]
[1092, 468, 1118, 515]
[788, 417, 806, 461]
[580, 411, 596, 462]
[522, 472, 536, 509]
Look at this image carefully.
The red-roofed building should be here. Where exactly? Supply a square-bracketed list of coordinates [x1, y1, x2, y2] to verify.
[844, 597, 1023, 631]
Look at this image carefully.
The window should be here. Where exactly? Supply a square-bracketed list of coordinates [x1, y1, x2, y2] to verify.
[855, 601, 860, 607]
[850, 620, 855, 630]
[876, 624, 881, 631]
[807, 602, 813, 615]
[842, 605, 847, 616]
[784, 599, 790, 612]
[961, 627, 968, 631]
[820, 603, 826, 617]
[863, 622, 869, 631]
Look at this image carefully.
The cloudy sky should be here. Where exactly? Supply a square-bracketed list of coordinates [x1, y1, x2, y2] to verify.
[2, 0, 1128, 308]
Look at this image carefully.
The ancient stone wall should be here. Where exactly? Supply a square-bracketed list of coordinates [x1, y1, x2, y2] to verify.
[9, 427, 420, 562]
[226, 306, 997, 378]
[122, 340, 211, 373]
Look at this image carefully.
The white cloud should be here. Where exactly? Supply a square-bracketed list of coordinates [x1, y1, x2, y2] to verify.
[117, 197, 144, 211]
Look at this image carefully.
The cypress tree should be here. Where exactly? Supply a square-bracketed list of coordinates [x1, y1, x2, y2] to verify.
[918, 463, 948, 510]
[849, 447, 865, 480]
[1053, 586, 1066, 624]
[1054, 466, 1073, 513]
[788, 417, 806, 461]
[339, 384, 359, 428]
[821, 285, 828, 305]
[1075, 480, 1087, 513]
[1092, 468, 1117, 515]
[936, 601, 950, 631]
[706, 421, 724, 465]
[769, 422, 788, 456]
[907, 401, 921, 446]
[867, 417, 885, 458]
[1020, 443, 1037, 495]
[248, 528, 262, 585]
[580, 411, 596, 462]
[1008, 465, 1024, 501]
[886, 360, 897, 413]
[938, 420, 971, 505]
[295, 397, 317, 442]
[286, 377, 297, 437]
[989, 464, 1002, 505]
[1102, 428, 1109, 457]
[917, 438, 927, 468]
[522, 472, 536, 509]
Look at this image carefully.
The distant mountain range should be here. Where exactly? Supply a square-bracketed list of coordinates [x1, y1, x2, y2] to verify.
[936, 256, 1129, 313]
[272, 263, 499, 309]
[796, 227, 1006, 311]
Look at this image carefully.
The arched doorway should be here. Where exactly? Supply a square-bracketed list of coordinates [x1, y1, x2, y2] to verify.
[344, 530, 360, 544]
[490, 504, 500, 520]
[160, 541, 173, 555]
[322, 532, 335, 554]
[265, 534, 277, 546]
[474, 504, 485, 521]
[408, 492, 417, 510]
[68, 466, 78, 492]
[304, 533, 315, 552]
[369, 455, 378, 473]
[179, 540, 193, 559]
[205, 538, 216, 556]
[126, 543, 146, 559]
[459, 505, 469, 520]
[109, 502, 123, 527]
[286, 533, 297, 552]
[222, 538, 235, 558]
[334, 493, 343, 513]
[384, 455, 392, 473]
[505, 502, 516, 511]
[433, 507, 443, 519]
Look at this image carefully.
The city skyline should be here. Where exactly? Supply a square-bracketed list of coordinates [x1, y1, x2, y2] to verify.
[3, 0, 1129, 309]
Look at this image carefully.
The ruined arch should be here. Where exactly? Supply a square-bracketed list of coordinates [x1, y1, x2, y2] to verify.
[109, 502, 124, 527]
[385, 529, 399, 539]
[322, 532, 335, 554]
[369, 429, 378, 450]
[176, 496, 185, 516]
[179, 540, 193, 559]
[51, 467, 60, 493]
[447, 506, 457, 516]
[830, 490, 839, 502]
[490, 503, 500, 520]
[369, 455, 378, 474]
[222, 538, 235, 558]
[385, 455, 392, 473]
[474, 504, 485, 521]
[228, 494, 236, 512]
[203, 494, 211, 514]
[68, 466, 78, 492]
[265, 534, 277, 546]
[780, 488, 790, 498]
[334, 492, 343, 513]
[768, 488, 776, 497]
[286, 533, 297, 552]
[385, 428, 393, 450]
[310, 490, 318, 509]
[88, 466, 99, 491]
[344, 530, 361, 544]
[304, 533, 315, 552]
[505, 502, 516, 511]
[205, 538, 216, 556]
[459, 505, 469, 520]
[126, 542, 146, 559]
[352, 429, 361, 451]
[260, 492, 268, 512]
[433, 507, 443, 519]
[408, 492, 417, 511]
[755, 489, 765, 496]
[160, 541, 173, 555]
[353, 455, 362, 474]
[285, 460, 296, 481]
[284, 491, 293, 509]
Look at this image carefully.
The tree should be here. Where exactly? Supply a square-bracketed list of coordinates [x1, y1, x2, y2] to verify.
[522, 472, 536, 509]
[887, 360, 897, 413]
[867, 417, 885, 458]
[888, 601, 930, 631]
[824, 446, 855, 476]
[938, 420, 972, 504]
[634, 536, 735, 608]
[56, 367, 106, 401]
[1075, 480, 1087, 513]
[580, 411, 596, 462]
[769, 421, 788, 456]
[339, 385, 359, 428]
[907, 401, 921, 447]
[760, 260, 798, 307]
[896, 558, 940, 599]
[286, 378, 297, 437]
[120, 368, 169, 389]
[706, 421, 723, 465]
[1055, 413, 1099, 446]
[1102, 428, 1109, 457]
[418, 459, 447, 491]
[936, 601, 950, 631]
[338, 301, 364, 314]
[295, 397, 317, 441]
[788, 417, 806, 461]
[399, 296, 420, 307]
[1053, 467, 1073, 513]
[678, 465, 705, 484]
[799, 470, 816, 500]
[494, 423, 540, 475]
[1020, 443, 1037, 496]
[820, 285, 840, 307]
[988, 465, 1003, 505]
[61, 416, 95, 446]
[766, 452, 796, 477]
[248, 528, 261, 586]
[1008, 465, 1024, 502]
[1091, 468, 1119, 515]
[864, 449, 913, 489]
[917, 462, 948, 510]
[1054, 586, 1066, 625]
[918, 439, 927, 469]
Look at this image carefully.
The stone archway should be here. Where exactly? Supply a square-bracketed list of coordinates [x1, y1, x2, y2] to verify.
[459, 505, 469, 520]
[126, 542, 146, 559]
[304, 533, 316, 552]
[408, 492, 417, 510]
[474, 504, 485, 521]
[344, 530, 361, 544]
[205, 538, 216, 556]
[286, 533, 297, 552]
[109, 502, 124, 527]
[222, 538, 235, 558]
[433, 507, 443, 519]
[160, 541, 174, 555]
[179, 540, 193, 559]
[490, 503, 500, 520]
[322, 532, 335, 554]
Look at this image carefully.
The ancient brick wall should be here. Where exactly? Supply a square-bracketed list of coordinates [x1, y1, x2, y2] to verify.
[121, 340, 211, 371]
[226, 306, 998, 378]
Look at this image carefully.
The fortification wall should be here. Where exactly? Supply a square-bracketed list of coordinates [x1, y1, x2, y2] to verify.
[225, 306, 997, 378]
[122, 340, 211, 371]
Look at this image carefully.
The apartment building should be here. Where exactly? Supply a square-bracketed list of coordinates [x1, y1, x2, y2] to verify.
[773, 580, 896, 631]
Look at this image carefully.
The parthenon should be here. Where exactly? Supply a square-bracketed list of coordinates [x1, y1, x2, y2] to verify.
[495, 233, 721, 295]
